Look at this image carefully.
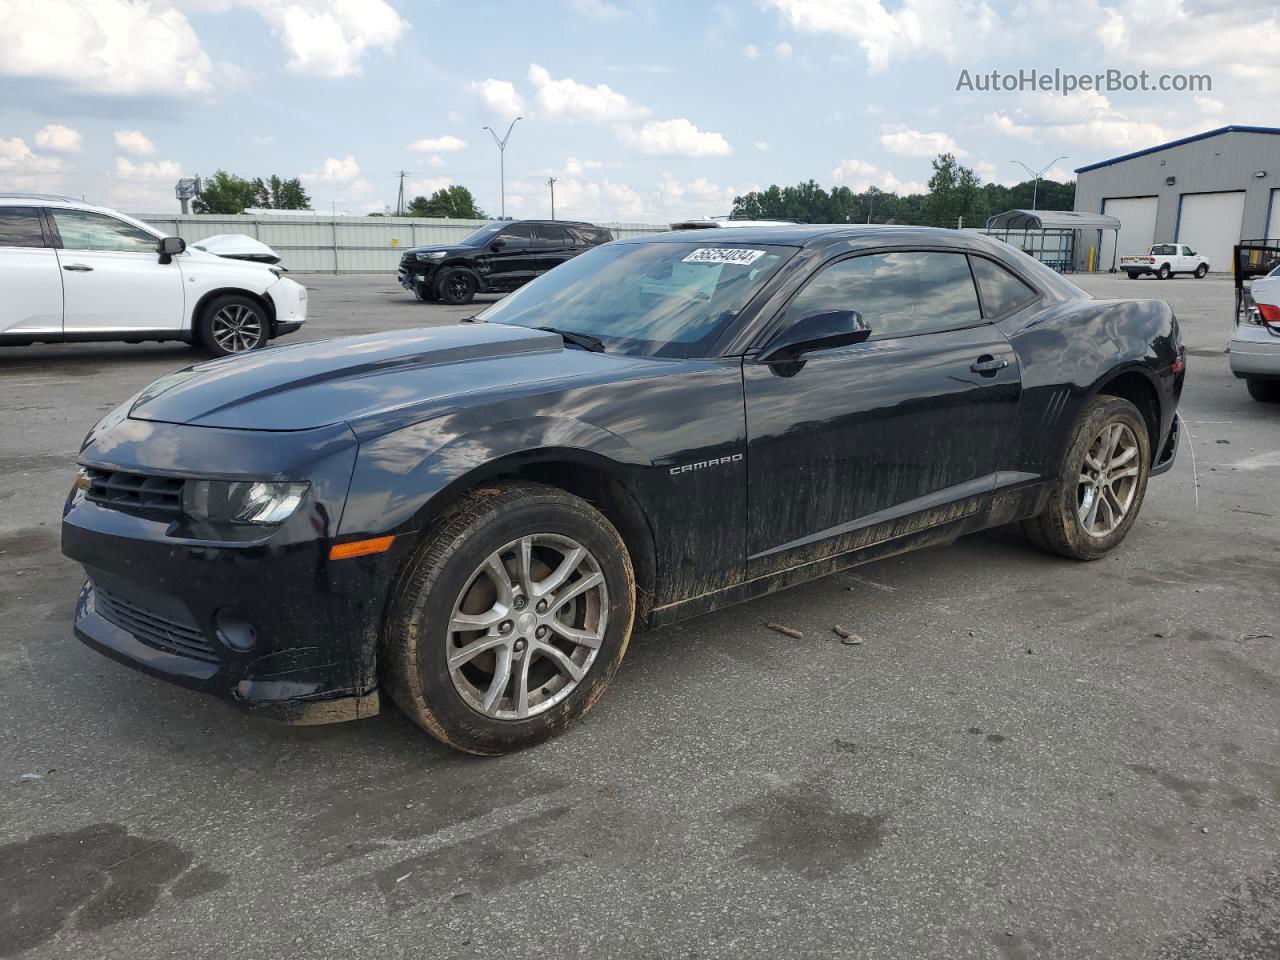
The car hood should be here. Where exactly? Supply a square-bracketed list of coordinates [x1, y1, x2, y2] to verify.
[406, 244, 468, 256]
[191, 234, 283, 264]
[125, 323, 634, 431]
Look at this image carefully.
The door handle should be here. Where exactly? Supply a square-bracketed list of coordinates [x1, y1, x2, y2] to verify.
[62, 263, 93, 272]
[970, 355, 1009, 376]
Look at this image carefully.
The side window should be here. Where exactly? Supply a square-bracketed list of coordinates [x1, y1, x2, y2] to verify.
[498, 223, 534, 247]
[1183, 245, 1196, 256]
[536, 224, 571, 247]
[51, 210, 158, 253]
[780, 251, 983, 341]
[969, 256, 1039, 318]
[0, 207, 47, 248]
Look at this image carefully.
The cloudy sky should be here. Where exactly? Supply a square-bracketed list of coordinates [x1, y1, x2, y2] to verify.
[0, 0, 1276, 222]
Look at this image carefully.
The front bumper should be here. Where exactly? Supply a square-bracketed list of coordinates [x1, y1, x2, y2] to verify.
[397, 256, 441, 291]
[1228, 322, 1280, 379]
[267, 277, 307, 338]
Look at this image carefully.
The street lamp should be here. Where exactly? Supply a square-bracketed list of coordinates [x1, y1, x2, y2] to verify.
[482, 116, 522, 220]
[1010, 156, 1068, 211]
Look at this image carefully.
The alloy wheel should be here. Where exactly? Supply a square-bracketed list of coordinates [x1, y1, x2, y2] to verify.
[210, 304, 264, 353]
[447, 534, 608, 720]
[1077, 422, 1140, 537]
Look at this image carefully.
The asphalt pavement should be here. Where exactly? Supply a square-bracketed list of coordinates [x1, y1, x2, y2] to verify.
[2, 271, 1279, 959]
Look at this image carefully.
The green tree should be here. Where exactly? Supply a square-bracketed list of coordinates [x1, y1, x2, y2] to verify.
[407, 185, 485, 219]
[192, 170, 259, 215]
[252, 175, 311, 210]
[924, 153, 984, 228]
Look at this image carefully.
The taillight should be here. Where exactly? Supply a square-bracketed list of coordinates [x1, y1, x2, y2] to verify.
[1259, 302, 1280, 331]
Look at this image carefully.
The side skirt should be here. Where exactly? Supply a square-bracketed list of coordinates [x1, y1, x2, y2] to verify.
[0, 330, 192, 347]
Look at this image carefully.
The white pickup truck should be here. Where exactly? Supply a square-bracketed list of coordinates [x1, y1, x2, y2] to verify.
[1121, 243, 1210, 280]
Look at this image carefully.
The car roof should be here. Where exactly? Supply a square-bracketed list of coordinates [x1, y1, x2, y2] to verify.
[616, 223, 981, 247]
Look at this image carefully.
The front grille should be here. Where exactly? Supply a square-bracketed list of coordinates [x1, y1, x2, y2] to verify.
[85, 467, 184, 517]
[94, 584, 219, 664]
[398, 252, 416, 279]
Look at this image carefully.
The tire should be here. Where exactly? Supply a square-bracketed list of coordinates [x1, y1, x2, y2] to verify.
[1157, 263, 1172, 280]
[197, 294, 269, 357]
[1195, 264, 1208, 279]
[1126, 272, 1139, 280]
[437, 267, 478, 305]
[1022, 395, 1152, 561]
[383, 481, 636, 754]
[412, 282, 437, 302]
[1246, 379, 1280, 402]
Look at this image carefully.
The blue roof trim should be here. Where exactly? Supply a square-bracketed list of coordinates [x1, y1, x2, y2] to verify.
[1074, 125, 1280, 174]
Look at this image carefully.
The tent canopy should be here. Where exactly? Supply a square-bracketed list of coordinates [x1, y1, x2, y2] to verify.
[985, 209, 1120, 231]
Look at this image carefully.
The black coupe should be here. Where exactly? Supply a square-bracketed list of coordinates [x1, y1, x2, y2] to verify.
[63, 225, 1185, 753]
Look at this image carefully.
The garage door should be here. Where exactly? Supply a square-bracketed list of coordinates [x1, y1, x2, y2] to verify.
[1099, 196, 1157, 271]
[1177, 191, 1246, 272]
[1268, 189, 1280, 241]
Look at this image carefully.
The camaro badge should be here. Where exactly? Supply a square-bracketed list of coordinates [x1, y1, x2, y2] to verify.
[669, 454, 744, 475]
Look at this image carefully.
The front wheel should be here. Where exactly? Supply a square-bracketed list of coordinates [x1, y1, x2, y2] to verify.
[1022, 395, 1151, 560]
[437, 267, 478, 305]
[413, 282, 437, 302]
[1195, 264, 1209, 279]
[383, 482, 635, 754]
[1247, 379, 1280, 402]
[198, 294, 269, 357]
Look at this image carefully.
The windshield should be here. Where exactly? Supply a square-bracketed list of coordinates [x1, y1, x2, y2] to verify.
[459, 223, 503, 246]
[476, 241, 793, 357]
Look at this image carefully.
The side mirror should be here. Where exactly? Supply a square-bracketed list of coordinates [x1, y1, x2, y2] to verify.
[157, 236, 186, 264]
[489, 239, 506, 252]
[759, 310, 870, 363]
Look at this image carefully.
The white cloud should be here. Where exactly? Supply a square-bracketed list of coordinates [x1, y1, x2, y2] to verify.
[471, 77, 524, 116]
[659, 174, 738, 213]
[113, 129, 156, 156]
[253, 135, 275, 145]
[743, 43, 760, 58]
[566, 0, 624, 20]
[426, 155, 445, 168]
[880, 124, 967, 157]
[114, 156, 181, 179]
[408, 176, 451, 195]
[832, 158, 926, 195]
[565, 157, 603, 175]
[983, 91, 1178, 152]
[34, 124, 81, 153]
[246, 0, 406, 78]
[1194, 95, 1225, 115]
[304, 156, 360, 182]
[616, 118, 732, 157]
[0, 137, 63, 172]
[527, 63, 646, 121]
[762, 0, 998, 71]
[775, 41, 793, 58]
[409, 134, 467, 152]
[754, 141, 770, 151]
[0, 0, 231, 95]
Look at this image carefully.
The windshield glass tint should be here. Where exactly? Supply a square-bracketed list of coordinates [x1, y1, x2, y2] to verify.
[476, 242, 793, 357]
[459, 224, 502, 245]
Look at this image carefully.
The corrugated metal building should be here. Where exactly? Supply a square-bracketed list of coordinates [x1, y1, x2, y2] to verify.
[1073, 125, 1280, 272]
[126, 213, 666, 273]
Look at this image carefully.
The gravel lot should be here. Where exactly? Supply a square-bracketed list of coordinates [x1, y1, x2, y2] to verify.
[2, 271, 1279, 960]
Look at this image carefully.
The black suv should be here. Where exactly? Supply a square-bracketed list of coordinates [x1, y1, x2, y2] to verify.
[398, 219, 614, 305]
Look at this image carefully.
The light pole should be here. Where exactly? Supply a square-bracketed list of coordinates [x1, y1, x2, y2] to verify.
[482, 116, 522, 219]
[1010, 156, 1068, 210]
[547, 176, 557, 220]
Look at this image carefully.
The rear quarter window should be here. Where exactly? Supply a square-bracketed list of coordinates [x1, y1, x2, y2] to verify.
[0, 207, 46, 247]
[969, 256, 1039, 318]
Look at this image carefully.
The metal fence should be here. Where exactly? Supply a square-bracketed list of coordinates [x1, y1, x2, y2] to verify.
[126, 213, 668, 274]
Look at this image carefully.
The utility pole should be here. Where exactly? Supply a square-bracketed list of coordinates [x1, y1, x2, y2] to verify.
[395, 170, 408, 216]
[482, 116, 522, 219]
[1010, 156, 1068, 211]
[547, 176, 557, 220]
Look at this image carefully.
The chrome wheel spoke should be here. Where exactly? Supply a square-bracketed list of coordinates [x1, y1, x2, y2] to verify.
[1109, 465, 1138, 481]
[546, 618, 604, 649]
[535, 641, 586, 682]
[516, 536, 534, 596]
[449, 606, 506, 633]
[1109, 444, 1137, 469]
[449, 633, 507, 670]
[515, 652, 533, 718]
[482, 646, 512, 712]
[483, 552, 516, 606]
[552, 570, 603, 613]
[1080, 421, 1140, 538]
[533, 546, 585, 598]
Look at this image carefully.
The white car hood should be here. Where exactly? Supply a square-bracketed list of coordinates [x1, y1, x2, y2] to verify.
[191, 234, 282, 265]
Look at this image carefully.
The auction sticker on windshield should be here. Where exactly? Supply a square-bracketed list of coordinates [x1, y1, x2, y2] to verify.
[682, 248, 767, 266]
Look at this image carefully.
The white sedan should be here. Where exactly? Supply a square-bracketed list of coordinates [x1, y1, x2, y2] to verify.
[0, 195, 306, 357]
[1230, 264, 1280, 402]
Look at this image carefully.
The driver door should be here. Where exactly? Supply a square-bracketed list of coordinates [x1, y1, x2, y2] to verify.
[476, 223, 539, 290]
[743, 249, 1022, 577]
[51, 209, 185, 333]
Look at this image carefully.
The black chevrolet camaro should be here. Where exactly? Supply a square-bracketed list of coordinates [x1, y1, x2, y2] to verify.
[62, 226, 1185, 753]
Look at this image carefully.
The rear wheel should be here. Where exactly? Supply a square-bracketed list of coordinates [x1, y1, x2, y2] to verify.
[1195, 264, 1209, 279]
[1022, 395, 1151, 560]
[1126, 271, 1140, 280]
[383, 482, 635, 754]
[1247, 379, 1280, 402]
[198, 294, 269, 357]
[437, 267, 478, 305]
[1157, 263, 1172, 280]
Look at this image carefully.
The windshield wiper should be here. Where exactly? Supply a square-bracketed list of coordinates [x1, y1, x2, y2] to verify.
[536, 326, 605, 352]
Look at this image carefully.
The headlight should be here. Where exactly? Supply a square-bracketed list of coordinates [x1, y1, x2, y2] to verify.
[65, 466, 92, 512]
[183, 480, 309, 526]
[416, 250, 447, 261]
